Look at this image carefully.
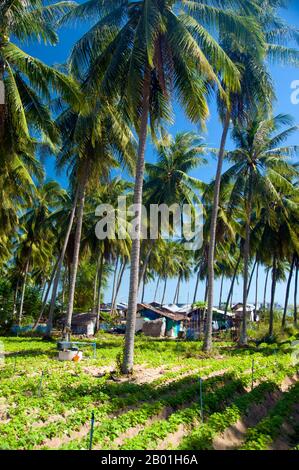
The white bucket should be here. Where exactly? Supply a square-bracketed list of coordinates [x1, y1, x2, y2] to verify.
[58, 350, 83, 361]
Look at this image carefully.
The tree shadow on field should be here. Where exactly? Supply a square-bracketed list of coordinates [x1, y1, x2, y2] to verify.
[4, 349, 56, 359]
[56, 369, 241, 412]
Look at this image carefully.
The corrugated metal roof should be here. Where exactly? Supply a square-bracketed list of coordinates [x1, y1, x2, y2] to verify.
[136, 303, 188, 322]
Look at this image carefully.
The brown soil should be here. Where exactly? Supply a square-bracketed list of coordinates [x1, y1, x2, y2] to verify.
[97, 407, 173, 450]
[213, 373, 299, 450]
[155, 423, 189, 450]
[270, 403, 299, 450]
[35, 421, 91, 449]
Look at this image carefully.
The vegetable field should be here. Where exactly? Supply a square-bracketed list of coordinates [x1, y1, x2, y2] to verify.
[0, 334, 298, 450]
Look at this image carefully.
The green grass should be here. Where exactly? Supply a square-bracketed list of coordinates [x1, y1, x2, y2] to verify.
[0, 333, 298, 450]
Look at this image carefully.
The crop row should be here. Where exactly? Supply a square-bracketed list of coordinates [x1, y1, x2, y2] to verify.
[241, 380, 299, 450]
[178, 364, 298, 450]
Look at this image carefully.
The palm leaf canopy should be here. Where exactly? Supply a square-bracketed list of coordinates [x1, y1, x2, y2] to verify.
[63, 0, 265, 130]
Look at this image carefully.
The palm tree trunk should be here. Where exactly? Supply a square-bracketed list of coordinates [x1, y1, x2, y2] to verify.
[240, 169, 253, 346]
[269, 254, 277, 337]
[12, 280, 19, 321]
[174, 275, 181, 304]
[192, 269, 201, 306]
[45, 189, 79, 338]
[254, 263, 259, 320]
[33, 260, 58, 330]
[96, 252, 104, 332]
[294, 259, 298, 325]
[161, 277, 167, 306]
[122, 68, 151, 374]
[282, 255, 295, 328]
[110, 256, 119, 313]
[263, 269, 269, 310]
[141, 274, 146, 303]
[204, 110, 231, 352]
[247, 259, 257, 298]
[0, 58, 5, 142]
[138, 240, 154, 289]
[113, 259, 127, 311]
[93, 261, 99, 311]
[18, 258, 30, 326]
[176, 275, 181, 304]
[204, 278, 208, 303]
[224, 254, 241, 316]
[219, 273, 224, 309]
[63, 168, 89, 339]
[154, 275, 160, 302]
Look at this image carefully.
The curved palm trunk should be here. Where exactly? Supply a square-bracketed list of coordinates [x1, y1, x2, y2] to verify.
[219, 273, 224, 309]
[204, 278, 208, 303]
[224, 254, 241, 316]
[138, 240, 154, 289]
[121, 69, 151, 374]
[176, 275, 181, 304]
[174, 275, 181, 304]
[110, 256, 119, 313]
[204, 111, 230, 352]
[12, 280, 19, 321]
[154, 275, 160, 302]
[263, 269, 269, 309]
[254, 263, 259, 320]
[141, 274, 146, 303]
[92, 261, 99, 311]
[33, 260, 58, 330]
[18, 258, 30, 326]
[96, 253, 104, 332]
[294, 259, 298, 325]
[0, 59, 5, 142]
[240, 170, 253, 346]
[161, 277, 167, 307]
[45, 189, 78, 337]
[63, 168, 89, 339]
[269, 254, 277, 337]
[247, 259, 257, 298]
[112, 260, 127, 311]
[282, 255, 295, 328]
[193, 270, 200, 305]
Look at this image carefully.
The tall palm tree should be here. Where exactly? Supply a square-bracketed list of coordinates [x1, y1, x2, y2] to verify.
[13, 181, 66, 325]
[66, 0, 264, 373]
[222, 113, 299, 344]
[204, 0, 299, 352]
[56, 101, 135, 339]
[0, 1, 80, 267]
[0, 0, 80, 147]
[140, 131, 207, 284]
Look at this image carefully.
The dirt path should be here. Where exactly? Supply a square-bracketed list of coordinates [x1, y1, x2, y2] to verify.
[212, 373, 299, 450]
[35, 421, 91, 449]
[155, 423, 190, 450]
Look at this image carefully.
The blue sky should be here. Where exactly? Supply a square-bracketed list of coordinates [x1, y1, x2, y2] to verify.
[24, 1, 299, 306]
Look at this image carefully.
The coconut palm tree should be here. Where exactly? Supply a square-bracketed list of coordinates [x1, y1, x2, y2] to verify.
[51, 101, 135, 339]
[0, 0, 80, 148]
[13, 181, 66, 325]
[204, 0, 299, 352]
[222, 113, 299, 344]
[139, 131, 207, 284]
[76, 0, 265, 373]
